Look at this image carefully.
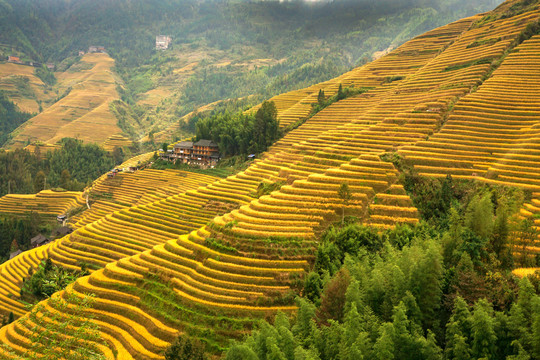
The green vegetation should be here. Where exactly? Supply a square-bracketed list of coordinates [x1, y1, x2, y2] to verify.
[166, 335, 207, 360]
[0, 213, 46, 263]
[152, 154, 249, 178]
[0, 91, 33, 146]
[444, 58, 494, 72]
[251, 181, 284, 199]
[20, 259, 89, 304]
[310, 85, 372, 117]
[34, 66, 56, 86]
[0, 138, 121, 196]
[196, 101, 279, 157]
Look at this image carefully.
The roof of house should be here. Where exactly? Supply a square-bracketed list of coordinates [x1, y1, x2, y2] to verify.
[174, 141, 194, 148]
[9, 250, 22, 259]
[30, 234, 49, 246]
[52, 226, 73, 237]
[194, 140, 218, 148]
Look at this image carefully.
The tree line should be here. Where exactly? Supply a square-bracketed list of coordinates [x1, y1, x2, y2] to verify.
[0, 138, 123, 197]
[195, 101, 279, 157]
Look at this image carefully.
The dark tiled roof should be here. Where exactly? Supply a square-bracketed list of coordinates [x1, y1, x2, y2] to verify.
[194, 139, 218, 147]
[174, 141, 194, 148]
[30, 234, 49, 246]
[52, 226, 73, 237]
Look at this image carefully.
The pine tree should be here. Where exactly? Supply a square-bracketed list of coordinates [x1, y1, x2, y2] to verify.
[373, 323, 395, 360]
[224, 345, 258, 360]
[34, 170, 46, 192]
[471, 299, 497, 359]
[60, 169, 70, 189]
[317, 89, 325, 106]
[337, 83, 345, 100]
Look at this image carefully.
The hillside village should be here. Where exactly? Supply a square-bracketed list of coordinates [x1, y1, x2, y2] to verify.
[2, 0, 540, 359]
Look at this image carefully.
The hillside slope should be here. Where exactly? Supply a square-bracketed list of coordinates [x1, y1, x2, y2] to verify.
[1, 0, 540, 358]
[6, 53, 127, 149]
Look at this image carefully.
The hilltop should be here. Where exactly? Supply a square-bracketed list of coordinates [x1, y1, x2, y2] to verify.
[1, 0, 540, 359]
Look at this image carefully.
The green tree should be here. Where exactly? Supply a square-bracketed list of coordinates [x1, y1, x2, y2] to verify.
[60, 169, 71, 189]
[465, 193, 494, 239]
[253, 100, 278, 152]
[165, 335, 207, 360]
[471, 299, 497, 359]
[337, 83, 345, 100]
[34, 170, 46, 192]
[112, 146, 124, 164]
[337, 182, 352, 224]
[317, 89, 326, 105]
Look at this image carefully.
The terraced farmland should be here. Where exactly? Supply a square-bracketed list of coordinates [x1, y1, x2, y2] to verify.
[0, 62, 54, 114]
[6, 53, 126, 149]
[3, 0, 540, 358]
[0, 190, 84, 220]
[71, 169, 221, 229]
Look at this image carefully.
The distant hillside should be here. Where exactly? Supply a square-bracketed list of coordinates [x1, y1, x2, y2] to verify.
[0, 0, 503, 147]
[6, 53, 126, 149]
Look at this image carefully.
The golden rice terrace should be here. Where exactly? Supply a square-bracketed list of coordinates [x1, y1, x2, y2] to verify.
[2, 0, 540, 358]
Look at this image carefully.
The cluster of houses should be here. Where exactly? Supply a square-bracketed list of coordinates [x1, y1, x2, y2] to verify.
[156, 35, 172, 50]
[161, 139, 220, 168]
[78, 46, 106, 57]
[6, 56, 55, 70]
[9, 226, 73, 260]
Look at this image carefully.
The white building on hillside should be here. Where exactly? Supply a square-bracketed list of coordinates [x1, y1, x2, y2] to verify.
[156, 35, 172, 50]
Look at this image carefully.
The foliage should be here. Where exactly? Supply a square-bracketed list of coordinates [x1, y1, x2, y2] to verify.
[337, 182, 352, 224]
[196, 101, 278, 157]
[0, 91, 32, 146]
[310, 86, 371, 117]
[20, 259, 89, 304]
[34, 65, 56, 86]
[0, 213, 46, 263]
[224, 179, 533, 359]
[252, 181, 284, 199]
[0, 138, 122, 196]
[165, 335, 208, 360]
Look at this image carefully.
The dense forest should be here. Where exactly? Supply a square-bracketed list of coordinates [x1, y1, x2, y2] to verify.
[0, 138, 123, 197]
[194, 101, 279, 157]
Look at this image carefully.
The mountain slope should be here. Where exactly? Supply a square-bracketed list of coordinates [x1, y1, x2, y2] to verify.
[0, 0, 503, 147]
[2, 0, 540, 358]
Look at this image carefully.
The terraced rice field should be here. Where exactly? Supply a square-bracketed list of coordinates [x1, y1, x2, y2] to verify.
[0, 190, 84, 219]
[6, 53, 126, 149]
[0, 62, 54, 114]
[71, 169, 221, 228]
[3, 1, 540, 358]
